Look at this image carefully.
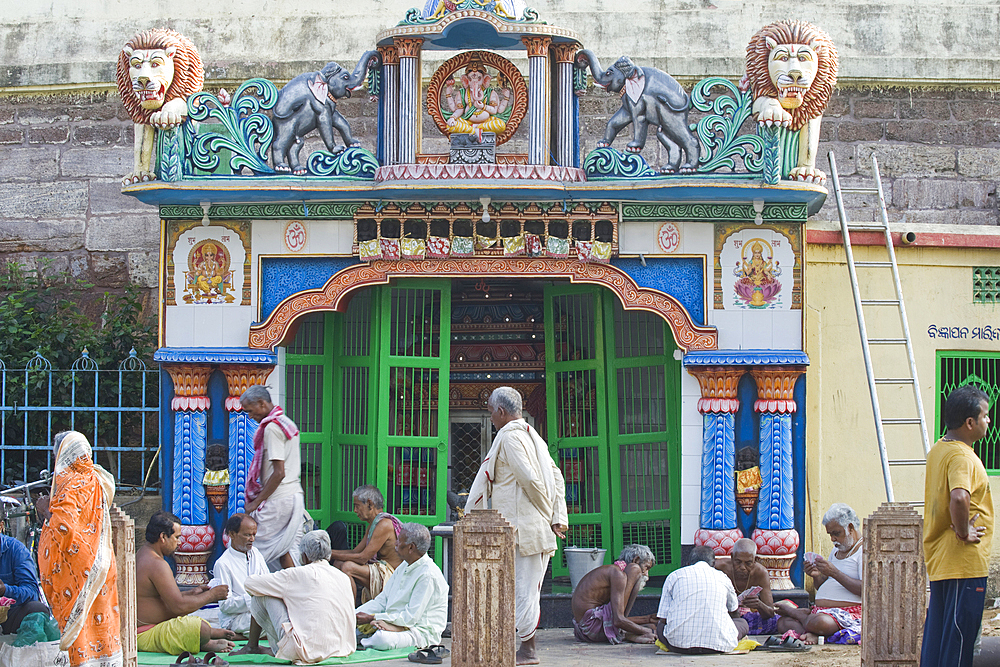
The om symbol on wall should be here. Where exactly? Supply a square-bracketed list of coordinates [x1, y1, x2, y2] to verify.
[426, 50, 528, 146]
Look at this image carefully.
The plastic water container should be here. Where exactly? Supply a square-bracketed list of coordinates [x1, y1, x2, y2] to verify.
[564, 547, 607, 591]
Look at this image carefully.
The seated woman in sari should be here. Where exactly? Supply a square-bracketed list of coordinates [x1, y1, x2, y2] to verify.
[38, 431, 123, 667]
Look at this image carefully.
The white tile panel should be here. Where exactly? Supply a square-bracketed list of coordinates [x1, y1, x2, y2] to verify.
[711, 309, 744, 350]
[163, 306, 196, 347]
[741, 311, 773, 349]
[771, 310, 803, 350]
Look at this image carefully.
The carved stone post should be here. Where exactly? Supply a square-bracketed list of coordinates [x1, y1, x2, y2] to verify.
[551, 42, 577, 168]
[394, 37, 423, 164]
[221, 364, 274, 514]
[378, 45, 400, 166]
[688, 367, 744, 554]
[110, 505, 137, 667]
[452, 510, 515, 667]
[861, 503, 926, 667]
[749, 366, 805, 589]
[522, 36, 551, 165]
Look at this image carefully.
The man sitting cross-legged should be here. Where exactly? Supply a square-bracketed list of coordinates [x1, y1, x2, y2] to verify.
[136, 510, 236, 655]
[208, 513, 269, 637]
[775, 502, 864, 644]
[328, 485, 403, 602]
[355, 523, 449, 652]
[234, 530, 356, 663]
[571, 544, 657, 644]
[716, 537, 779, 636]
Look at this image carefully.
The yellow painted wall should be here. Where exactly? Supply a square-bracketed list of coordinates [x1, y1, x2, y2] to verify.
[805, 232, 1000, 592]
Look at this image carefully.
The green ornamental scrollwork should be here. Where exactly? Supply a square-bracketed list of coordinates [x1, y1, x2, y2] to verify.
[159, 203, 362, 220]
[691, 77, 765, 174]
[583, 147, 660, 180]
[621, 203, 808, 222]
[156, 126, 183, 182]
[399, 0, 542, 25]
[306, 147, 379, 179]
[186, 78, 278, 176]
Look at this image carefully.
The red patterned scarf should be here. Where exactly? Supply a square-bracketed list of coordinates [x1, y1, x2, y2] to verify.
[246, 405, 299, 502]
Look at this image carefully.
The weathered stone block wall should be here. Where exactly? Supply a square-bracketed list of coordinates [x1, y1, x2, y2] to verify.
[0, 84, 996, 302]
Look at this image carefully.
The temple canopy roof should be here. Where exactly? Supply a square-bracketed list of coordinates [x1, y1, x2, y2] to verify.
[376, 5, 580, 50]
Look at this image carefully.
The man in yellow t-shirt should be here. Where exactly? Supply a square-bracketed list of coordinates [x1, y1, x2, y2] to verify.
[921, 384, 993, 667]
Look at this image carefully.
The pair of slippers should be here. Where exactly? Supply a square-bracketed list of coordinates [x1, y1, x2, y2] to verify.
[408, 644, 450, 664]
[171, 651, 230, 666]
[761, 635, 811, 652]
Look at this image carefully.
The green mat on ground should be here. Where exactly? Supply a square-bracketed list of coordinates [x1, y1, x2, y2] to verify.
[137, 643, 416, 665]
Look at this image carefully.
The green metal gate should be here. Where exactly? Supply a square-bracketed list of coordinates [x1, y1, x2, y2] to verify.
[545, 284, 679, 577]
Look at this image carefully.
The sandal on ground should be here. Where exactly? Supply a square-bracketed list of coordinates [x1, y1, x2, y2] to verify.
[762, 635, 810, 652]
[427, 645, 450, 659]
[408, 647, 444, 664]
[203, 652, 230, 667]
[170, 652, 205, 667]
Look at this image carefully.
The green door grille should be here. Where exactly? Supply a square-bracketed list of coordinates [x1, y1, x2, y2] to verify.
[937, 351, 1000, 473]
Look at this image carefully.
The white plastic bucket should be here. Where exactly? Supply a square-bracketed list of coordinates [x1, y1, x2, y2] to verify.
[564, 546, 607, 591]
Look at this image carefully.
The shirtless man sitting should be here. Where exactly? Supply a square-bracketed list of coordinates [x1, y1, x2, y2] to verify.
[136, 510, 237, 655]
[716, 538, 779, 636]
[571, 544, 657, 644]
[328, 485, 403, 601]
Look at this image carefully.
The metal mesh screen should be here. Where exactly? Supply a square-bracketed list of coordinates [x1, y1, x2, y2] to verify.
[560, 446, 601, 514]
[340, 444, 368, 512]
[939, 353, 1000, 471]
[342, 290, 373, 356]
[389, 288, 441, 357]
[620, 442, 670, 512]
[623, 519, 673, 568]
[286, 364, 323, 433]
[340, 367, 369, 435]
[552, 293, 596, 361]
[450, 420, 487, 494]
[388, 368, 439, 437]
[613, 306, 665, 357]
[555, 369, 597, 438]
[286, 312, 325, 355]
[616, 366, 667, 433]
[387, 446, 437, 516]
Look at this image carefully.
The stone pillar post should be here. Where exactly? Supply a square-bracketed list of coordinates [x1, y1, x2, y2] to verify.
[861, 503, 926, 667]
[551, 43, 577, 168]
[688, 367, 744, 554]
[221, 364, 274, 514]
[452, 510, 515, 667]
[522, 36, 551, 165]
[378, 45, 400, 165]
[749, 366, 805, 589]
[110, 505, 137, 667]
[394, 38, 423, 164]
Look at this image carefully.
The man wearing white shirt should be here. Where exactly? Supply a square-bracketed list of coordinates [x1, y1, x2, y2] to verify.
[355, 523, 449, 651]
[208, 513, 269, 636]
[656, 546, 747, 654]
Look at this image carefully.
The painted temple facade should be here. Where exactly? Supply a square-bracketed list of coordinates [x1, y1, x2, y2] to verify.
[121, 6, 838, 588]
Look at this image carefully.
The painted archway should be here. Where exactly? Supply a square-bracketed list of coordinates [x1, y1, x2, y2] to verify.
[248, 257, 718, 351]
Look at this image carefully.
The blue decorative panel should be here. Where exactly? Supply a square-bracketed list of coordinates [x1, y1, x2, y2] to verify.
[684, 350, 810, 367]
[758, 413, 794, 530]
[260, 257, 360, 321]
[229, 411, 258, 514]
[173, 409, 208, 525]
[612, 257, 704, 326]
[154, 347, 277, 365]
[700, 412, 736, 530]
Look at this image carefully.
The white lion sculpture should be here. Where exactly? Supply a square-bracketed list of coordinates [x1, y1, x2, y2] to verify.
[744, 20, 838, 184]
[116, 29, 204, 186]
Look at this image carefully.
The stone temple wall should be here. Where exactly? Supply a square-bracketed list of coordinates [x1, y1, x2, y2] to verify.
[0, 84, 997, 301]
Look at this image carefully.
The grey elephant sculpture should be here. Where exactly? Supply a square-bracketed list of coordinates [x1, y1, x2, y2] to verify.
[575, 50, 700, 173]
[270, 50, 382, 174]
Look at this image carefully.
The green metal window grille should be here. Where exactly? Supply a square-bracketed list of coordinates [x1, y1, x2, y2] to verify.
[973, 267, 1000, 304]
[936, 351, 1000, 473]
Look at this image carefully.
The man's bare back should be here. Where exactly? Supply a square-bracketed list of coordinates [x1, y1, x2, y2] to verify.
[571, 561, 656, 643]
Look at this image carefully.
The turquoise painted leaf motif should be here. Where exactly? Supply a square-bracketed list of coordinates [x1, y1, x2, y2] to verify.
[186, 78, 278, 176]
[306, 147, 379, 179]
[156, 126, 183, 182]
[583, 147, 660, 180]
[691, 77, 766, 174]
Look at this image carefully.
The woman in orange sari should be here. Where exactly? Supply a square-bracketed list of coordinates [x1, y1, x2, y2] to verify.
[39, 431, 122, 667]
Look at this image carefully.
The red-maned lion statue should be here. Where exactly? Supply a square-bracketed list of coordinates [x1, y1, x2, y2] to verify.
[116, 29, 204, 186]
[745, 20, 838, 184]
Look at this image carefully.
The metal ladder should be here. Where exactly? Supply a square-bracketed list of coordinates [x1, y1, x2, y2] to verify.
[827, 151, 931, 504]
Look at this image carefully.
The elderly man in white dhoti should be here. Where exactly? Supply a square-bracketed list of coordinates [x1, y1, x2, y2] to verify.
[466, 387, 568, 666]
[241, 385, 312, 571]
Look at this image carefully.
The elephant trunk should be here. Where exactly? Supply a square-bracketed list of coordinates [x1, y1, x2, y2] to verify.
[345, 49, 383, 96]
[574, 49, 612, 89]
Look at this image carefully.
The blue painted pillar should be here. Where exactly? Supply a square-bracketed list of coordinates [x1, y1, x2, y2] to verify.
[523, 36, 552, 165]
[688, 367, 744, 555]
[750, 366, 806, 590]
[164, 364, 213, 526]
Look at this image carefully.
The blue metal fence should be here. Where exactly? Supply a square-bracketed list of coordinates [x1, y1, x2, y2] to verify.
[0, 349, 160, 490]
